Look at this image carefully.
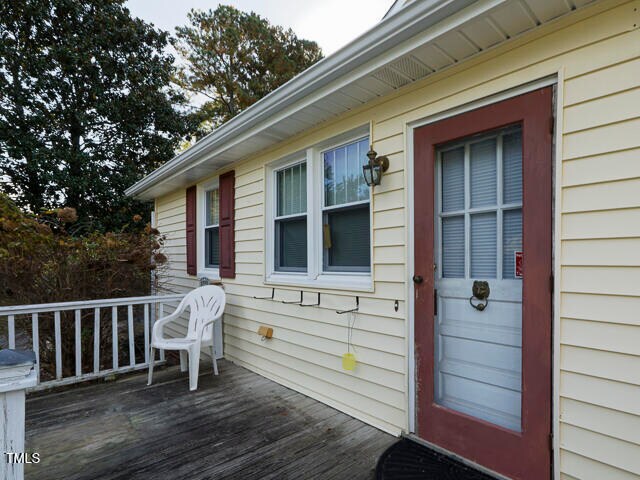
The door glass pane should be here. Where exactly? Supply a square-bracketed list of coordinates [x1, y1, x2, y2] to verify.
[276, 217, 307, 271]
[324, 205, 370, 271]
[277, 162, 306, 216]
[441, 147, 464, 212]
[435, 126, 523, 433]
[470, 138, 497, 208]
[324, 138, 369, 207]
[471, 212, 496, 278]
[441, 216, 465, 278]
[503, 129, 523, 204]
[503, 209, 523, 279]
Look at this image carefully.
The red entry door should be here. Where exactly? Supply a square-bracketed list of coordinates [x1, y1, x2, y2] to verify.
[413, 87, 553, 480]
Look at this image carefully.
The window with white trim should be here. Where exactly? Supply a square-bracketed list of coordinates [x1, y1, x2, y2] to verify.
[275, 161, 307, 272]
[266, 131, 372, 289]
[204, 188, 220, 268]
[322, 137, 371, 272]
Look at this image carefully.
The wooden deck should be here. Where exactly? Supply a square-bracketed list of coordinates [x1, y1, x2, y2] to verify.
[25, 359, 396, 479]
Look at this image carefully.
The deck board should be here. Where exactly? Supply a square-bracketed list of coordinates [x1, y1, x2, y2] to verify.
[25, 360, 396, 479]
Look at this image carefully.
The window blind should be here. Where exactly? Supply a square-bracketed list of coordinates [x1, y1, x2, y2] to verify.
[503, 130, 523, 204]
[441, 147, 464, 212]
[324, 205, 370, 270]
[470, 138, 497, 208]
[471, 212, 497, 278]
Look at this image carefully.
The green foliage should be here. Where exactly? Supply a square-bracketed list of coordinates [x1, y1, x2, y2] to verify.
[0, 193, 167, 306]
[0, 0, 195, 231]
[173, 5, 323, 132]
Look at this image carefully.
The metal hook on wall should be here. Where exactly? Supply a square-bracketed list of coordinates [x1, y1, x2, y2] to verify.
[282, 290, 304, 305]
[253, 287, 275, 300]
[300, 292, 321, 307]
[336, 296, 359, 315]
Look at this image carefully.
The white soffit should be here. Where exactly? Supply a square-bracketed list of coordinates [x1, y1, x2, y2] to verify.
[127, 0, 594, 200]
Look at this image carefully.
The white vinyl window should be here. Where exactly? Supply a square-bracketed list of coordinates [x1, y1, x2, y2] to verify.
[197, 178, 221, 279]
[322, 138, 371, 272]
[266, 129, 373, 290]
[275, 161, 307, 272]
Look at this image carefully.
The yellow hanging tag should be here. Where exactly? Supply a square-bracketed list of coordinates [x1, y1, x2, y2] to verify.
[342, 352, 356, 371]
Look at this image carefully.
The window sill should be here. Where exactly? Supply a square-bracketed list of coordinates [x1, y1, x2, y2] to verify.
[265, 273, 374, 293]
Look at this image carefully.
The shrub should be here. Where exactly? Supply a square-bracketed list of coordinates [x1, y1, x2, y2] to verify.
[0, 193, 166, 305]
[0, 193, 168, 378]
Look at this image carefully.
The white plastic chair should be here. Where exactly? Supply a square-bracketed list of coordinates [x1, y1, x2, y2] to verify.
[148, 285, 225, 391]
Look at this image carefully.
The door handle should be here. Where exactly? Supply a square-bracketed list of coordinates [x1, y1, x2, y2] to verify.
[412, 275, 423, 284]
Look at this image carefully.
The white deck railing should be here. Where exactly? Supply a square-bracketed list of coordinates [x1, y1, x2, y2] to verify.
[0, 294, 185, 391]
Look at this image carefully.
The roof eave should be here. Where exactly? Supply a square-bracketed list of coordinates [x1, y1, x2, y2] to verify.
[125, 0, 482, 200]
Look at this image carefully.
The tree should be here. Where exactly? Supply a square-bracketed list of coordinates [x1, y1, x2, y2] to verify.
[173, 6, 323, 132]
[0, 0, 194, 231]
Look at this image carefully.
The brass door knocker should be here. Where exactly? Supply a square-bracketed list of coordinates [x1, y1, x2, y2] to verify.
[469, 280, 490, 311]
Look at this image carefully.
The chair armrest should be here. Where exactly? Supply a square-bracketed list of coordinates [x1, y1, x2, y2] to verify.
[151, 311, 182, 341]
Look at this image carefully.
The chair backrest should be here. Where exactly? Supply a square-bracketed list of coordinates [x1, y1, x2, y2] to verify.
[178, 285, 226, 341]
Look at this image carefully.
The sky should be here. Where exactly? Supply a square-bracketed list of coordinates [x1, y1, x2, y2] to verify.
[126, 0, 395, 56]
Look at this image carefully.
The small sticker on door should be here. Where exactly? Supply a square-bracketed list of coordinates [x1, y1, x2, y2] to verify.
[515, 251, 523, 278]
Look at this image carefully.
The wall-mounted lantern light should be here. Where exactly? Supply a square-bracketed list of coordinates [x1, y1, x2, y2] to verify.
[362, 146, 389, 187]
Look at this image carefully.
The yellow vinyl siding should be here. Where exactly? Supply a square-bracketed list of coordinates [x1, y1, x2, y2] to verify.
[153, 0, 640, 473]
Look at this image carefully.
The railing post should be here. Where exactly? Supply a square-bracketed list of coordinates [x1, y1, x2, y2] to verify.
[0, 350, 37, 480]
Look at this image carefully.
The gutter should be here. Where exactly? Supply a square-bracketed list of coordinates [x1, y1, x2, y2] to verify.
[126, 0, 476, 199]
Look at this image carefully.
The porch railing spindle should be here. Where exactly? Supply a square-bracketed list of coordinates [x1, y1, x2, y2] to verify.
[158, 303, 165, 361]
[127, 304, 135, 367]
[75, 309, 82, 377]
[144, 304, 150, 365]
[32, 313, 40, 383]
[54, 311, 62, 380]
[112, 306, 118, 370]
[94, 308, 100, 374]
[8, 315, 15, 349]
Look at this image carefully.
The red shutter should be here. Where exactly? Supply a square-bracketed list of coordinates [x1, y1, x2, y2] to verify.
[185, 185, 197, 276]
[219, 170, 236, 278]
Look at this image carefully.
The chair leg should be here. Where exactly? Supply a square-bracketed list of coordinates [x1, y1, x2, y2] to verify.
[147, 347, 155, 386]
[179, 351, 188, 372]
[188, 345, 201, 391]
[210, 345, 218, 376]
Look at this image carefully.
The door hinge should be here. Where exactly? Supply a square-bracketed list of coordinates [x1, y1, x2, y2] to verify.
[434, 289, 438, 316]
[550, 275, 554, 294]
[549, 433, 554, 452]
[549, 116, 555, 135]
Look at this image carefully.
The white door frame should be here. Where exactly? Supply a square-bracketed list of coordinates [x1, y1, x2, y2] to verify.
[404, 73, 562, 477]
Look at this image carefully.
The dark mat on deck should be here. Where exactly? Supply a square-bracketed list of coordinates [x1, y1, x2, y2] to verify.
[376, 438, 496, 480]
